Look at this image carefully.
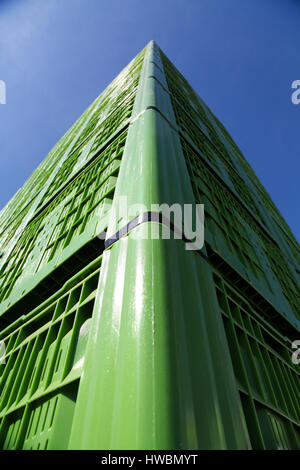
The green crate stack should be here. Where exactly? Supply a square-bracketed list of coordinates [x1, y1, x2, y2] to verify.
[0, 257, 102, 449]
[0, 41, 299, 450]
[0, 46, 146, 449]
[160, 48, 300, 448]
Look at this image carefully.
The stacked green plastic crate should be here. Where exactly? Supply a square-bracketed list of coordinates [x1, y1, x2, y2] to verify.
[0, 41, 299, 450]
[0, 46, 145, 449]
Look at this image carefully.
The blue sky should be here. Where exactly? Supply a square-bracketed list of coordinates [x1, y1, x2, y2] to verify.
[0, 0, 299, 241]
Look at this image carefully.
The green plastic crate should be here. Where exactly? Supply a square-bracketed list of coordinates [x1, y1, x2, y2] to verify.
[0, 40, 299, 450]
[0, 257, 102, 449]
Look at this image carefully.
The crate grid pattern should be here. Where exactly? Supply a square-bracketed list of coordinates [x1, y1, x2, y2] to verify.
[180, 137, 300, 321]
[0, 130, 127, 304]
[162, 55, 290, 232]
[171, 96, 264, 220]
[160, 45, 300, 448]
[263, 237, 300, 317]
[0, 41, 299, 450]
[182, 140, 272, 285]
[204, 107, 299, 254]
[161, 52, 300, 252]
[161, 52, 241, 165]
[213, 272, 300, 449]
[39, 92, 135, 209]
[0, 79, 136, 243]
[0, 46, 149, 450]
[0, 262, 101, 449]
[0, 49, 145, 243]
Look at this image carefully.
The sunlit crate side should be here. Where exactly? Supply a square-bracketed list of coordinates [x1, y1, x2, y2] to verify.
[279, 229, 300, 267]
[162, 63, 291, 245]
[262, 238, 300, 319]
[73, 49, 144, 140]
[213, 272, 300, 449]
[65, 45, 144, 141]
[37, 93, 135, 210]
[182, 138, 272, 288]
[195, 99, 264, 183]
[0, 260, 101, 449]
[0, 168, 117, 306]
[160, 51, 200, 105]
[0, 48, 145, 234]
[0, 108, 90, 232]
[68, 71, 141, 155]
[232, 161, 300, 256]
[0, 199, 37, 255]
[161, 59, 271, 221]
[181, 139, 300, 325]
[161, 51, 263, 193]
[93, 45, 145, 108]
[0, 131, 127, 312]
[0, 78, 137, 236]
[179, 129, 299, 277]
[170, 95, 267, 221]
[0, 265, 100, 407]
[0, 386, 78, 450]
[0, 163, 53, 235]
[253, 181, 295, 234]
[200, 101, 258, 180]
[182, 136, 299, 292]
[251, 185, 300, 266]
[269, 216, 300, 266]
[161, 50, 300, 257]
[161, 50, 237, 161]
[205, 103, 300, 255]
[162, 62, 224, 147]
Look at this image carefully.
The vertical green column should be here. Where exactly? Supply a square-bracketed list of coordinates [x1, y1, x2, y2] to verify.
[68, 41, 250, 450]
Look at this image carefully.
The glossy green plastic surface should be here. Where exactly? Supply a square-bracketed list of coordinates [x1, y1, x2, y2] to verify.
[0, 41, 299, 449]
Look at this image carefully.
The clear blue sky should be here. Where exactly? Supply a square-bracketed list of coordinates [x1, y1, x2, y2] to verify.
[0, 0, 299, 241]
